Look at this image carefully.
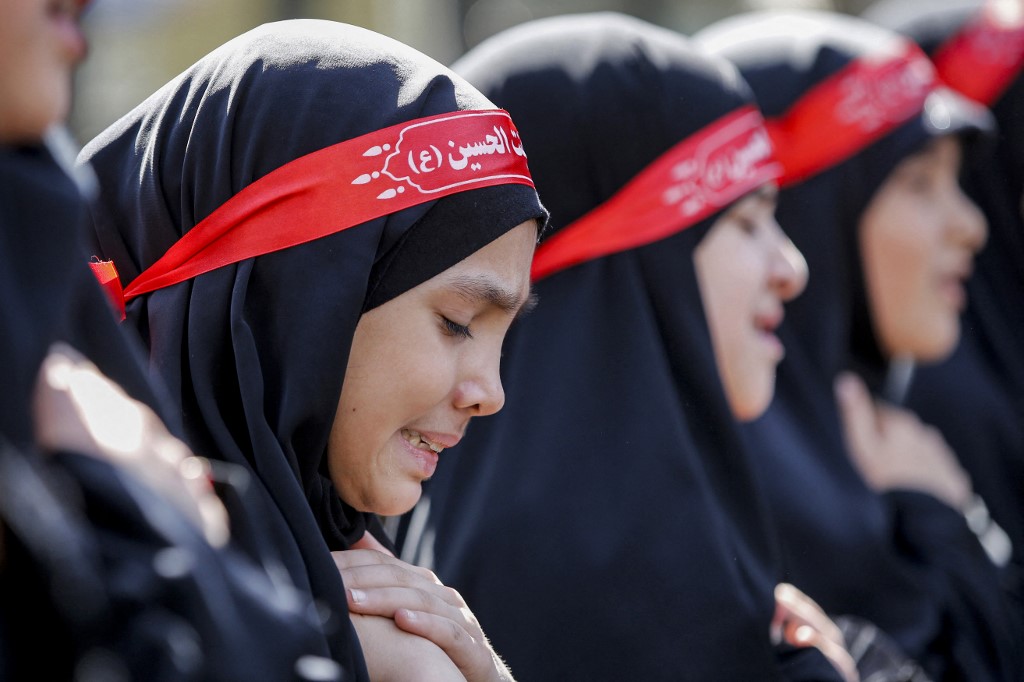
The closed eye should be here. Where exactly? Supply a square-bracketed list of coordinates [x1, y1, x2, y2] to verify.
[441, 315, 473, 339]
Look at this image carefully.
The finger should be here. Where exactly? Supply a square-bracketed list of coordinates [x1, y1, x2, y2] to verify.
[394, 609, 495, 681]
[775, 585, 844, 647]
[337, 561, 460, 607]
[834, 372, 876, 455]
[347, 585, 478, 633]
[332, 549, 443, 584]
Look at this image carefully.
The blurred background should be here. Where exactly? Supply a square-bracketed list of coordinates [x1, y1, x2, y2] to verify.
[71, 0, 961, 144]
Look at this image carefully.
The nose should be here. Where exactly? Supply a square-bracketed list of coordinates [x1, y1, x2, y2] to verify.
[946, 184, 988, 254]
[452, 346, 506, 417]
[767, 218, 808, 302]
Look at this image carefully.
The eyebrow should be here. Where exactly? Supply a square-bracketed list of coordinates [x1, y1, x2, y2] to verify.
[447, 274, 535, 320]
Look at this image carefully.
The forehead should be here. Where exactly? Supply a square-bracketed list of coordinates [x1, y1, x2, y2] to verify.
[439, 222, 536, 302]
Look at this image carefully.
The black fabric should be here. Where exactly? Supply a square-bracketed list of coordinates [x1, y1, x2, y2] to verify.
[0, 143, 342, 679]
[865, 1, 1024, 628]
[399, 13, 840, 680]
[81, 18, 545, 678]
[697, 10, 1021, 681]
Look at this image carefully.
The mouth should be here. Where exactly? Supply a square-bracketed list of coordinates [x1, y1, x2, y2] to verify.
[400, 428, 446, 454]
[753, 308, 785, 358]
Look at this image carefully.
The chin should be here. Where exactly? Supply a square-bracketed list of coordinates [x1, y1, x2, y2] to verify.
[368, 485, 424, 518]
[730, 380, 774, 423]
[905, 321, 960, 364]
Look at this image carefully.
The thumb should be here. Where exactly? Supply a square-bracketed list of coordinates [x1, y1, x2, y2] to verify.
[834, 371, 876, 455]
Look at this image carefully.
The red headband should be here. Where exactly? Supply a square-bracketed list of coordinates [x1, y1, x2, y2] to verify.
[932, 2, 1024, 106]
[90, 109, 536, 319]
[531, 106, 781, 281]
[766, 43, 939, 187]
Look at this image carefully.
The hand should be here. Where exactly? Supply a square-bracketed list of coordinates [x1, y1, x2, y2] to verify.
[835, 372, 972, 511]
[32, 342, 229, 547]
[350, 614, 466, 682]
[333, 549, 514, 682]
[773, 583, 859, 682]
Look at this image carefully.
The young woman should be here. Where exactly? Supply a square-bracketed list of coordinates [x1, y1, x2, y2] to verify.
[82, 18, 546, 682]
[697, 10, 1021, 680]
[865, 0, 1024, 622]
[398, 13, 854, 681]
[2, 2, 337, 679]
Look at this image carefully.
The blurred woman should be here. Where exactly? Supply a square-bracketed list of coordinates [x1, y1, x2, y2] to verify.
[698, 10, 1020, 680]
[864, 0, 1024, 622]
[399, 13, 854, 681]
[1, 1, 335, 679]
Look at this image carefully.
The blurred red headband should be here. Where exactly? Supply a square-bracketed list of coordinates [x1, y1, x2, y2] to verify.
[90, 109, 536, 319]
[932, 2, 1024, 106]
[766, 43, 939, 187]
[531, 105, 781, 281]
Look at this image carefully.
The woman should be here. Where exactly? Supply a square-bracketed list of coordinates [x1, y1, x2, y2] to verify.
[398, 13, 852, 681]
[697, 10, 1021, 680]
[2, 1, 336, 679]
[82, 18, 546, 681]
[864, 0, 1024, 622]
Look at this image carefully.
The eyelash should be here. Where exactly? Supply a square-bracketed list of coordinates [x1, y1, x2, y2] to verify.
[441, 316, 473, 339]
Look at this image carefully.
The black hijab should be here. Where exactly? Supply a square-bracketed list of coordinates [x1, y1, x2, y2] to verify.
[865, 0, 1024, 621]
[698, 10, 1020, 680]
[0, 142, 346, 680]
[400, 13, 840, 680]
[82, 17, 545, 677]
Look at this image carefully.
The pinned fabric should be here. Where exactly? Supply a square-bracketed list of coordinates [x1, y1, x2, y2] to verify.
[82, 19, 545, 680]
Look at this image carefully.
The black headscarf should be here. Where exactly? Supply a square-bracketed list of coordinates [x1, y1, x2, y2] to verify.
[0, 142, 346, 680]
[399, 13, 840, 680]
[698, 10, 1020, 680]
[82, 17, 545, 677]
[865, 0, 1024, 621]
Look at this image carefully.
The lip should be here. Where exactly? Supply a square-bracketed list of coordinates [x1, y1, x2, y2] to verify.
[753, 308, 785, 359]
[937, 275, 967, 310]
[397, 428, 462, 479]
[400, 435, 439, 479]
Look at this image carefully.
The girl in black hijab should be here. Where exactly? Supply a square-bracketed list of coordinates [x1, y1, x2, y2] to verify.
[83, 18, 546, 682]
[863, 0, 1024, 624]
[2, 2, 342, 679]
[698, 10, 1021, 680]
[399, 12, 854, 681]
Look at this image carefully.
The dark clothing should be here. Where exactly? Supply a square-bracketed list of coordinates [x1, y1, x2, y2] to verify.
[402, 13, 841, 681]
[0, 143, 339, 680]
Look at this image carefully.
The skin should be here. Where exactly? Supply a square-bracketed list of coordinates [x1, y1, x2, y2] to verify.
[327, 220, 537, 517]
[329, 220, 536, 682]
[0, 0, 86, 143]
[859, 135, 987, 362]
[694, 184, 808, 422]
[33, 344, 230, 546]
[835, 371, 972, 512]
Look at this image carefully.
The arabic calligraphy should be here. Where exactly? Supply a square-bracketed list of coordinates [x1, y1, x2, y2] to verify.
[662, 115, 776, 217]
[835, 54, 934, 132]
[351, 112, 531, 199]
